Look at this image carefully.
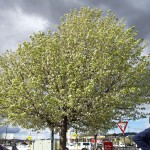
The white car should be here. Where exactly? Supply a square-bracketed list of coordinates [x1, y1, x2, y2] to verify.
[66, 142, 93, 150]
[119, 143, 125, 147]
[17, 144, 30, 150]
[66, 142, 76, 150]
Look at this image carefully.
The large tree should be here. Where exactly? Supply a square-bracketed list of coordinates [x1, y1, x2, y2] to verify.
[0, 7, 150, 150]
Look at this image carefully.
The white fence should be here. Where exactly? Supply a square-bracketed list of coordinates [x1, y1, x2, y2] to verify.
[32, 140, 59, 150]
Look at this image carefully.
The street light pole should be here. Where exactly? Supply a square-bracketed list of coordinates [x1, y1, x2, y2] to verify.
[51, 129, 54, 150]
[4, 124, 8, 145]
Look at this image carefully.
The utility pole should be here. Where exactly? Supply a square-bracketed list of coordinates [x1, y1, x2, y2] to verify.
[75, 128, 78, 150]
[51, 129, 54, 150]
[4, 124, 8, 145]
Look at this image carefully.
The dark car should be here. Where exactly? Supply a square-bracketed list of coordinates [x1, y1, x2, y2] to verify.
[0, 145, 9, 150]
[96, 143, 103, 150]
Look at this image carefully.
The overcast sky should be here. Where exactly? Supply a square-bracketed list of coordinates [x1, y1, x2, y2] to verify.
[1, 0, 150, 53]
[0, 0, 150, 139]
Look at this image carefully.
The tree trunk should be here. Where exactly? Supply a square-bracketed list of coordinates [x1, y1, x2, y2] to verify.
[60, 116, 68, 150]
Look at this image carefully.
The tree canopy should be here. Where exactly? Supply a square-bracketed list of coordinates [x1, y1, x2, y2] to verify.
[0, 7, 150, 150]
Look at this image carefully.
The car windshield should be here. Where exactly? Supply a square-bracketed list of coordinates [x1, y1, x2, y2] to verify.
[83, 143, 90, 145]
[78, 143, 81, 146]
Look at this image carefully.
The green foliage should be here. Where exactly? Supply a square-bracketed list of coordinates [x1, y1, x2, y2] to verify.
[0, 7, 150, 133]
[120, 136, 134, 145]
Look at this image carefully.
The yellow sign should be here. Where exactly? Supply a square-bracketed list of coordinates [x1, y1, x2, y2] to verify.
[27, 136, 32, 141]
[73, 133, 77, 138]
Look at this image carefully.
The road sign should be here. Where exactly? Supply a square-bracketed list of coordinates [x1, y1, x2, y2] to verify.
[27, 135, 32, 141]
[104, 141, 113, 150]
[73, 133, 77, 138]
[117, 122, 128, 133]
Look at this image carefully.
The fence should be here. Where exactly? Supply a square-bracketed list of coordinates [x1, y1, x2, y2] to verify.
[31, 140, 139, 150]
[32, 139, 60, 150]
[113, 147, 139, 150]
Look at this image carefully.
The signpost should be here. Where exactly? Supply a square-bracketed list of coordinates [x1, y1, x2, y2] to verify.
[73, 133, 78, 139]
[117, 122, 128, 147]
[27, 136, 32, 150]
[73, 132, 78, 150]
[27, 135, 32, 141]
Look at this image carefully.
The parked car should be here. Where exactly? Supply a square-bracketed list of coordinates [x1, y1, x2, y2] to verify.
[119, 143, 125, 147]
[0, 145, 9, 150]
[66, 142, 76, 150]
[113, 144, 119, 147]
[17, 144, 30, 150]
[66, 142, 93, 150]
[96, 143, 103, 150]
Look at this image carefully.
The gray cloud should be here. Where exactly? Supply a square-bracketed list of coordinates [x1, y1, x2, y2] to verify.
[0, 0, 50, 52]
[1, 0, 150, 40]
[109, 0, 150, 39]
[85, 0, 150, 39]
[0, 125, 20, 133]
[2, 0, 82, 24]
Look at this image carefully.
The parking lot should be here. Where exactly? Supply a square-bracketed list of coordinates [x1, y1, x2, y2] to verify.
[113, 147, 139, 150]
